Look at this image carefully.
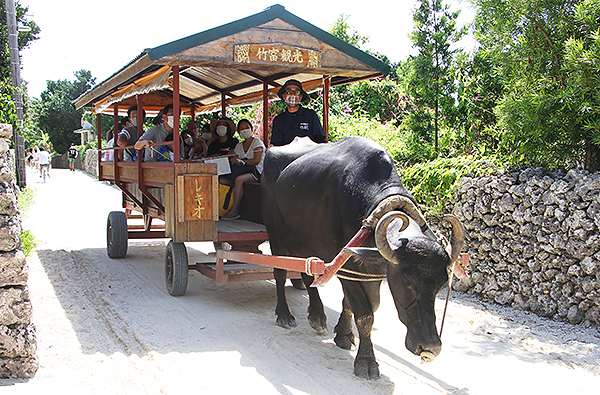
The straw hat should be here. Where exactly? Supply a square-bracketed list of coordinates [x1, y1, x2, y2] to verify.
[209, 118, 236, 135]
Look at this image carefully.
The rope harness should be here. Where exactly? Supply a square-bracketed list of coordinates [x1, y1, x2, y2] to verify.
[336, 267, 387, 282]
[331, 257, 454, 339]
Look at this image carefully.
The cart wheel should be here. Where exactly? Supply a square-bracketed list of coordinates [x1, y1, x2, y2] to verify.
[107, 211, 128, 259]
[213, 241, 232, 251]
[291, 278, 306, 290]
[165, 240, 188, 296]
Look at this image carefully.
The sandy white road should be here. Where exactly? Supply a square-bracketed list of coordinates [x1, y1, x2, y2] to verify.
[1, 166, 599, 394]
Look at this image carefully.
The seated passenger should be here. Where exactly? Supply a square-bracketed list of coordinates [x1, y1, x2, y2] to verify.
[207, 118, 238, 157]
[134, 104, 184, 161]
[182, 120, 207, 159]
[200, 124, 214, 145]
[220, 119, 265, 220]
[104, 130, 114, 162]
[117, 106, 145, 161]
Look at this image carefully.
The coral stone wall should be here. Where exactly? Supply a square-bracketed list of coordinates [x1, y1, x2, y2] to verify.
[0, 124, 37, 378]
[451, 168, 600, 327]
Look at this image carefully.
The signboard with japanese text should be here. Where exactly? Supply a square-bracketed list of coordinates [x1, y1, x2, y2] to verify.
[235, 44, 321, 68]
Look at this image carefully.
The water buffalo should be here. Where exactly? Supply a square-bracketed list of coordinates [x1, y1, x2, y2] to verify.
[261, 136, 464, 379]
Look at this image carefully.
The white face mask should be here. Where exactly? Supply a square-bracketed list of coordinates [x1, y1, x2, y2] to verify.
[185, 137, 194, 145]
[285, 95, 299, 106]
[239, 128, 253, 140]
[216, 125, 228, 137]
[131, 117, 137, 127]
[166, 116, 174, 129]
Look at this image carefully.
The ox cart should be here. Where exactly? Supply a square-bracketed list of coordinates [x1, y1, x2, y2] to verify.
[74, 5, 391, 295]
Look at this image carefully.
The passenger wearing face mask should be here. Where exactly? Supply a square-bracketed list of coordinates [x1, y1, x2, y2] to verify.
[117, 105, 146, 161]
[207, 118, 239, 157]
[134, 104, 184, 161]
[270, 79, 326, 147]
[200, 124, 214, 144]
[220, 119, 266, 220]
[183, 121, 208, 160]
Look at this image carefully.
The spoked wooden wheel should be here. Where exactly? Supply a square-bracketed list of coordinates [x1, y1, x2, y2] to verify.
[165, 240, 188, 296]
[107, 211, 128, 258]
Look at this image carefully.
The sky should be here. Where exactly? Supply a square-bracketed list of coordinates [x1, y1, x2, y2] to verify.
[18, 0, 476, 99]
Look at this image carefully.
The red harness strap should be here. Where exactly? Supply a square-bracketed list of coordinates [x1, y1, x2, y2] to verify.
[310, 227, 372, 287]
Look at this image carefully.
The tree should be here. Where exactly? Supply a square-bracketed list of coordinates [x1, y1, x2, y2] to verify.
[473, 0, 600, 170]
[328, 14, 370, 48]
[1, 1, 40, 80]
[406, 0, 466, 151]
[327, 15, 403, 122]
[35, 70, 96, 153]
[0, 78, 15, 125]
[452, 49, 504, 156]
[563, 0, 600, 171]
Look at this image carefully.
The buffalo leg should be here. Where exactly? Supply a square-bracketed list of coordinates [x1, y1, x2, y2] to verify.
[341, 280, 381, 380]
[354, 314, 379, 380]
[274, 268, 296, 328]
[334, 296, 355, 350]
[302, 273, 327, 333]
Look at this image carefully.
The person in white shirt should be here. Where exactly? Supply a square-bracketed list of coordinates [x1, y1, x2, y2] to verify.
[35, 146, 51, 178]
[220, 119, 265, 220]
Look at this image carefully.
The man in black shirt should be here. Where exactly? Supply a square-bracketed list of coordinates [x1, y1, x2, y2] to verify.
[270, 79, 326, 147]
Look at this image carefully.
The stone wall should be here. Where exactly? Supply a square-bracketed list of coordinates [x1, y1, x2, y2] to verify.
[84, 149, 98, 177]
[451, 168, 600, 327]
[0, 124, 37, 378]
[52, 152, 83, 170]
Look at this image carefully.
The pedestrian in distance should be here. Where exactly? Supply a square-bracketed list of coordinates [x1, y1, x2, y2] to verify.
[68, 143, 78, 171]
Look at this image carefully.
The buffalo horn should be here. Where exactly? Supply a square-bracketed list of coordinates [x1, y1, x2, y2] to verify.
[374, 211, 410, 263]
[363, 195, 438, 242]
[442, 214, 465, 263]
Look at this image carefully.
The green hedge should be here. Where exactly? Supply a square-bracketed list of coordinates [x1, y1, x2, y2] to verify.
[329, 113, 506, 213]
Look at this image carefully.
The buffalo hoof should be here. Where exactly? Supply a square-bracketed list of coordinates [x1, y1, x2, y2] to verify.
[354, 358, 380, 380]
[308, 313, 327, 334]
[276, 313, 297, 329]
[334, 333, 355, 350]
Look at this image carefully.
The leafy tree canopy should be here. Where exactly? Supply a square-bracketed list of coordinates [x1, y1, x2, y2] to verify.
[35, 70, 96, 154]
[473, 0, 600, 170]
[328, 14, 370, 48]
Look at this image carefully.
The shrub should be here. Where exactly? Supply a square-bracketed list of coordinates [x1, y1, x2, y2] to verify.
[400, 155, 506, 213]
[21, 229, 38, 257]
[17, 188, 38, 256]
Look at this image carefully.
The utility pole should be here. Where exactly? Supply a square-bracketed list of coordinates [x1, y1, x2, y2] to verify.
[5, 0, 26, 188]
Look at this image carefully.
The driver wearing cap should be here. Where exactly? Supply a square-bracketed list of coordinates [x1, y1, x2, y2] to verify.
[270, 79, 326, 146]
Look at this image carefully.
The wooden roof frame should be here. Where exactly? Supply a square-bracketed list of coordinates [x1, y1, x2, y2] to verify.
[73, 4, 390, 116]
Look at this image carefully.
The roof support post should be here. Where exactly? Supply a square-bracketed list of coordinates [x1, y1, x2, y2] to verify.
[323, 75, 330, 142]
[263, 82, 268, 146]
[112, 104, 122, 187]
[135, 94, 144, 168]
[136, 95, 144, 139]
[173, 65, 181, 163]
[97, 113, 103, 181]
[221, 93, 227, 117]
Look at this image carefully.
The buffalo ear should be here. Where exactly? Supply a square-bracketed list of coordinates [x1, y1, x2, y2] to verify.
[344, 247, 385, 265]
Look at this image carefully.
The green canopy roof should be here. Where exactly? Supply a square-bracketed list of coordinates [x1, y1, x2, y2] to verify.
[74, 4, 390, 115]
